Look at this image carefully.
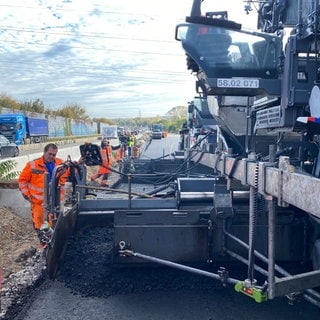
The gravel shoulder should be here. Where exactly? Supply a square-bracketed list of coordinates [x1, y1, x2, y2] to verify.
[0, 206, 46, 320]
[0, 165, 121, 319]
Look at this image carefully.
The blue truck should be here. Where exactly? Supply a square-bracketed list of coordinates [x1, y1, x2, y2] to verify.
[0, 113, 49, 145]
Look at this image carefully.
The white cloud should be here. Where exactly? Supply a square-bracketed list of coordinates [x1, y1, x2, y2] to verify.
[0, 0, 257, 118]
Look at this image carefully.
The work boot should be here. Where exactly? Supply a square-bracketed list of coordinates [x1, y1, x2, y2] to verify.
[36, 227, 53, 249]
[36, 230, 48, 248]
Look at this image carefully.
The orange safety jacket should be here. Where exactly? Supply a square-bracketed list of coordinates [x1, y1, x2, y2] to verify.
[115, 148, 121, 161]
[18, 156, 67, 205]
[98, 145, 113, 175]
[115, 145, 126, 161]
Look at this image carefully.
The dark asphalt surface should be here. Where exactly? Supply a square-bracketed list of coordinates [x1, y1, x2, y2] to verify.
[13, 253, 320, 320]
[15, 278, 320, 320]
[14, 224, 320, 320]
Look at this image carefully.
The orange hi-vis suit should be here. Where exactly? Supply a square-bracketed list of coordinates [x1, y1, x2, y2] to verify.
[100, 145, 113, 173]
[116, 146, 125, 161]
[91, 145, 113, 185]
[18, 156, 67, 230]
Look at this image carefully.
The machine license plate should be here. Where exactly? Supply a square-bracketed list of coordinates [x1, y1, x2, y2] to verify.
[217, 78, 259, 88]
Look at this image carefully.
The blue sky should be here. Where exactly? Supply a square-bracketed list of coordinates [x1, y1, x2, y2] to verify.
[0, 0, 257, 119]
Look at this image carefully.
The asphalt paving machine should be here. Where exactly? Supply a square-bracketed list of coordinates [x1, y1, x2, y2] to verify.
[44, 0, 320, 309]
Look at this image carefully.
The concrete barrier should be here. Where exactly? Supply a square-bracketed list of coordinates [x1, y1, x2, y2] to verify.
[0, 146, 84, 172]
[0, 188, 31, 218]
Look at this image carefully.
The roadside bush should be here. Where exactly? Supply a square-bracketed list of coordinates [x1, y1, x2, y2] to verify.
[0, 159, 19, 182]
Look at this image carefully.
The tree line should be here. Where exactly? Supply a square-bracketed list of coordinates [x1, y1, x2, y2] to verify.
[0, 94, 187, 133]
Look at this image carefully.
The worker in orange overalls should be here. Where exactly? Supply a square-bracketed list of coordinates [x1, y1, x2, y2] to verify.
[115, 147, 123, 161]
[18, 143, 68, 247]
[91, 138, 120, 186]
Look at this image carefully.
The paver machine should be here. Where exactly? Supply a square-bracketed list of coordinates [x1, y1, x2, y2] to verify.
[45, 0, 320, 308]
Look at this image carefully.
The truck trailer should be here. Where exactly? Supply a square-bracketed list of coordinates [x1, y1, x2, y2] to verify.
[101, 124, 118, 139]
[0, 113, 49, 145]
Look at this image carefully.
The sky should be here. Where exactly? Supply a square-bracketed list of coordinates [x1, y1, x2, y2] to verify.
[0, 0, 257, 119]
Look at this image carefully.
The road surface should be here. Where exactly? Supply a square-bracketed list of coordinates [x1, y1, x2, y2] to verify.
[11, 135, 320, 320]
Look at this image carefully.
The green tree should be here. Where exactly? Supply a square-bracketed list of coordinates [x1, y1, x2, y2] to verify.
[165, 106, 187, 120]
[20, 100, 32, 112]
[31, 99, 46, 113]
[93, 118, 115, 125]
[53, 104, 90, 120]
[0, 94, 20, 111]
[20, 99, 46, 114]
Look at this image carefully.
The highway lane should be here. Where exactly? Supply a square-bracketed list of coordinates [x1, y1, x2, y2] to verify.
[140, 134, 179, 160]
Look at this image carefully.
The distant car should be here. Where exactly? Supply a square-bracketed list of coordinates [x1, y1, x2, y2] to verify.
[0, 134, 19, 158]
[151, 123, 163, 139]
